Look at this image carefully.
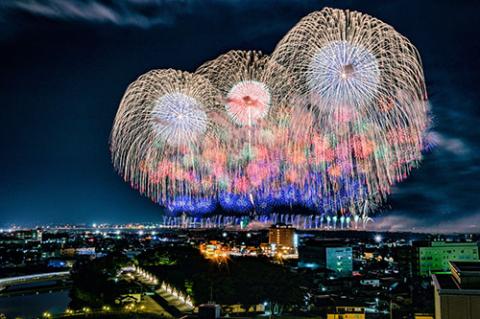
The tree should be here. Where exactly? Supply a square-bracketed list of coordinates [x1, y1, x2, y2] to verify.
[69, 252, 131, 309]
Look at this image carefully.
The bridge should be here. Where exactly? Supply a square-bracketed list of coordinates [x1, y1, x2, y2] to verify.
[0, 271, 70, 290]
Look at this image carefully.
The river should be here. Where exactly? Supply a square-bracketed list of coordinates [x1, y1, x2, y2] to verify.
[0, 284, 71, 318]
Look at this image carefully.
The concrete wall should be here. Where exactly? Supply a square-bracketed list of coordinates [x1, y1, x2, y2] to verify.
[435, 292, 480, 319]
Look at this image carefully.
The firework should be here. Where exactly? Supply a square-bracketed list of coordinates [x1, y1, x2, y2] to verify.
[196, 50, 291, 124]
[271, 7, 429, 210]
[110, 8, 430, 229]
[110, 69, 224, 204]
[195, 50, 295, 204]
[224, 80, 271, 126]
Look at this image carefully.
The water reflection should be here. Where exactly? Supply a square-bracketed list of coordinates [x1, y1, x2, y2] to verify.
[0, 289, 70, 318]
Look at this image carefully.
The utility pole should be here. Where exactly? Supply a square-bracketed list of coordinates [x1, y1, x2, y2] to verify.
[209, 282, 213, 303]
[389, 296, 393, 319]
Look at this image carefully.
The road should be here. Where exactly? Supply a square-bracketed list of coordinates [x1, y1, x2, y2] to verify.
[0, 271, 70, 287]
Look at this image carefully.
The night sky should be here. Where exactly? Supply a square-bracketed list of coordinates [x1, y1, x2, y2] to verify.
[1, 0, 479, 232]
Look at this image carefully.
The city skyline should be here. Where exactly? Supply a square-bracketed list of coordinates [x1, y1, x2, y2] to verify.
[1, 0, 480, 233]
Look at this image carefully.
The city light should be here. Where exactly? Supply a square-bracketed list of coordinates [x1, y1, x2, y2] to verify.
[0, 222, 477, 319]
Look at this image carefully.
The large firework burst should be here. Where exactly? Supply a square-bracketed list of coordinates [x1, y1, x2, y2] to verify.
[110, 69, 224, 203]
[110, 8, 430, 229]
[271, 7, 429, 207]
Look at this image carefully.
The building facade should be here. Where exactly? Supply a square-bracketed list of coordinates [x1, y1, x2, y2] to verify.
[327, 306, 365, 319]
[326, 247, 353, 278]
[432, 261, 480, 319]
[268, 224, 295, 249]
[298, 239, 353, 277]
[417, 241, 479, 276]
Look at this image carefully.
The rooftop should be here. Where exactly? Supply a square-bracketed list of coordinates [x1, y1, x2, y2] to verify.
[432, 274, 461, 290]
[450, 260, 480, 288]
[430, 241, 478, 247]
[269, 223, 295, 229]
[451, 261, 480, 273]
[432, 261, 480, 294]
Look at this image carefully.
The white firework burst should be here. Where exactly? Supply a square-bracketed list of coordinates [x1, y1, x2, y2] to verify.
[151, 92, 208, 145]
[307, 40, 380, 108]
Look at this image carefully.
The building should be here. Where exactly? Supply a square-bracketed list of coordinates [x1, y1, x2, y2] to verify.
[416, 241, 479, 276]
[327, 306, 365, 319]
[14, 229, 42, 242]
[199, 241, 229, 260]
[432, 261, 480, 319]
[0, 229, 42, 245]
[392, 244, 413, 277]
[198, 304, 221, 319]
[298, 243, 324, 269]
[298, 239, 353, 277]
[359, 278, 380, 288]
[326, 247, 353, 278]
[115, 293, 142, 305]
[268, 224, 295, 249]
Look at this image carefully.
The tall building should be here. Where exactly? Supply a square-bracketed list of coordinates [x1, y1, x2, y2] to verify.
[415, 241, 479, 276]
[432, 261, 480, 319]
[268, 224, 295, 249]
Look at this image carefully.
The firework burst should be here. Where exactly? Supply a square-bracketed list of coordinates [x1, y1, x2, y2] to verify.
[110, 8, 430, 229]
[271, 7, 429, 209]
[110, 69, 224, 203]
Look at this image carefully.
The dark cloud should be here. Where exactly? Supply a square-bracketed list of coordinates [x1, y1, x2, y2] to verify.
[0, 0, 318, 40]
[0, 1, 211, 25]
[0, 0, 479, 232]
[1, 0, 182, 27]
[372, 212, 480, 233]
